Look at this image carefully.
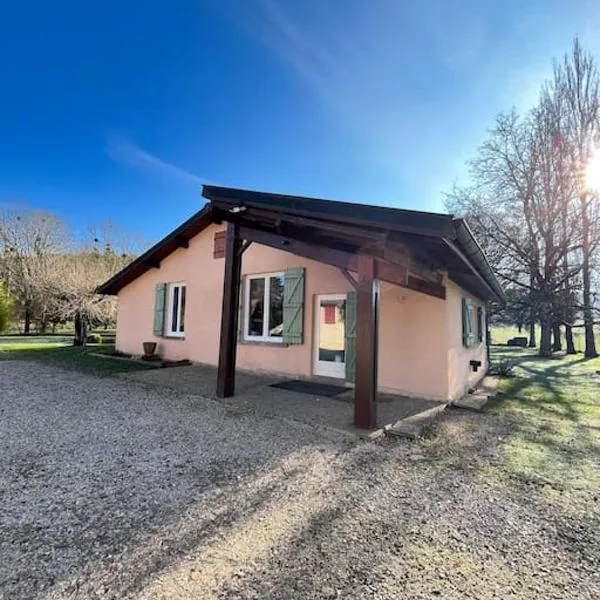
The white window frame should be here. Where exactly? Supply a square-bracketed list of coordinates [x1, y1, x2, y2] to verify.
[244, 272, 284, 343]
[166, 282, 186, 338]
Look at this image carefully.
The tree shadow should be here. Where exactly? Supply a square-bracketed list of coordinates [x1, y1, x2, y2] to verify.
[4, 352, 598, 599]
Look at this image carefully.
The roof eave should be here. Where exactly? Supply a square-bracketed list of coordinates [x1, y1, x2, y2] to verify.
[451, 219, 506, 304]
[96, 205, 212, 296]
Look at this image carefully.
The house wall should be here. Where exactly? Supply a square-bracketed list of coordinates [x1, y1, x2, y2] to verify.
[115, 223, 486, 401]
[116, 224, 226, 364]
[446, 279, 488, 401]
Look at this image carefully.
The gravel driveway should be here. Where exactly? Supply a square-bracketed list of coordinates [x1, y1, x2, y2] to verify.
[1, 360, 598, 599]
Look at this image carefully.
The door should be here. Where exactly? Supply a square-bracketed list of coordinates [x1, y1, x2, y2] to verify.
[314, 294, 347, 378]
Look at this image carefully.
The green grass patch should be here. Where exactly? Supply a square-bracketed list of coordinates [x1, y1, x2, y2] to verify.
[491, 324, 600, 352]
[487, 347, 600, 492]
[0, 341, 154, 377]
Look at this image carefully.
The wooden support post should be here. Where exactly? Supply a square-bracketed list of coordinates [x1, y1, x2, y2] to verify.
[216, 222, 242, 398]
[354, 254, 379, 429]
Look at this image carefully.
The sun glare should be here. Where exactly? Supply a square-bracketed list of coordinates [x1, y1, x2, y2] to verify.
[585, 150, 600, 190]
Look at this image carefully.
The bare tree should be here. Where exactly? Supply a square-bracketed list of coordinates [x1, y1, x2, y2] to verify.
[41, 230, 136, 345]
[447, 104, 581, 357]
[550, 38, 600, 357]
[42, 252, 122, 344]
[0, 203, 143, 342]
[0, 205, 70, 333]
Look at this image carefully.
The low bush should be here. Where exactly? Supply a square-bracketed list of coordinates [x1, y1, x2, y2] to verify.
[86, 333, 103, 344]
[489, 359, 516, 378]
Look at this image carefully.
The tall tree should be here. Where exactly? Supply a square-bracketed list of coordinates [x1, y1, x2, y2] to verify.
[0, 206, 70, 333]
[447, 105, 581, 357]
[550, 39, 600, 358]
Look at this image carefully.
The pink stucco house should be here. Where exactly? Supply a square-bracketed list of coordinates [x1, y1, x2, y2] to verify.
[99, 186, 504, 429]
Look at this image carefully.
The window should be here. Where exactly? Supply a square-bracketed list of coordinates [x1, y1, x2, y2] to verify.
[477, 306, 485, 343]
[167, 282, 186, 337]
[244, 273, 284, 342]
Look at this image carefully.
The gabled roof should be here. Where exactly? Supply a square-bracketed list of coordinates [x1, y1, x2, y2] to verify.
[97, 206, 212, 295]
[98, 186, 504, 303]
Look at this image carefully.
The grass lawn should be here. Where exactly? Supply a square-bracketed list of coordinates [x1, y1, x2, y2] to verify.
[492, 324, 600, 353]
[485, 346, 600, 496]
[0, 340, 155, 377]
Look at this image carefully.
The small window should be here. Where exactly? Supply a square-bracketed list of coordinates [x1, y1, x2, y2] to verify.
[167, 282, 186, 337]
[244, 273, 284, 343]
[477, 306, 484, 343]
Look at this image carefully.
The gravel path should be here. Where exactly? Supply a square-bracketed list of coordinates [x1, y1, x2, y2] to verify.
[1, 361, 598, 599]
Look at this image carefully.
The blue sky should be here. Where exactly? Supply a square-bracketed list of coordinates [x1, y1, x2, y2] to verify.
[2, 0, 600, 242]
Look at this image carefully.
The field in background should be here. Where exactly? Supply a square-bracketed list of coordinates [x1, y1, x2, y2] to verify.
[491, 325, 599, 353]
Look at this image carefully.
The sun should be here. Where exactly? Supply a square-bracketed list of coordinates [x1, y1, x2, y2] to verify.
[585, 150, 600, 190]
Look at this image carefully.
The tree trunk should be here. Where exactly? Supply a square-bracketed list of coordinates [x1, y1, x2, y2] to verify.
[73, 313, 87, 346]
[565, 324, 576, 354]
[539, 319, 553, 357]
[552, 324, 562, 352]
[528, 321, 536, 348]
[24, 308, 31, 335]
[528, 286, 536, 348]
[581, 196, 598, 358]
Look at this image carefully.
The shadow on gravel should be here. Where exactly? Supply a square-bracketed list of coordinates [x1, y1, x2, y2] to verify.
[4, 354, 599, 600]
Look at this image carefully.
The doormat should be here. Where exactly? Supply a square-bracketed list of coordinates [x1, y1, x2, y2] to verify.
[270, 380, 348, 397]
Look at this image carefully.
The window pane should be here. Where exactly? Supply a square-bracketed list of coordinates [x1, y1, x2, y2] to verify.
[171, 286, 179, 333]
[248, 278, 265, 337]
[268, 275, 284, 337]
[179, 286, 186, 333]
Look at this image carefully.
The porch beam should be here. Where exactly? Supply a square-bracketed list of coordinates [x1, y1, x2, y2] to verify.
[237, 225, 445, 300]
[238, 240, 252, 256]
[216, 222, 243, 398]
[406, 275, 446, 300]
[238, 225, 356, 271]
[339, 268, 358, 289]
[354, 254, 379, 429]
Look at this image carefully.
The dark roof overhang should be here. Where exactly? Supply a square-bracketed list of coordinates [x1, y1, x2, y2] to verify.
[96, 205, 212, 295]
[203, 186, 505, 304]
[97, 186, 504, 304]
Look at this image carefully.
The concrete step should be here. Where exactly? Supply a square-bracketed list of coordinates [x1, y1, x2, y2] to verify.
[453, 393, 489, 410]
[453, 376, 500, 411]
[386, 402, 447, 439]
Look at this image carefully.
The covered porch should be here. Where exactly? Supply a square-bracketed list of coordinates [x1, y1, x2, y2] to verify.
[203, 186, 497, 429]
[121, 361, 445, 436]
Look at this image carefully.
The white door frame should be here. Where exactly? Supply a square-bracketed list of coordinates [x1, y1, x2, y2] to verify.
[313, 293, 347, 379]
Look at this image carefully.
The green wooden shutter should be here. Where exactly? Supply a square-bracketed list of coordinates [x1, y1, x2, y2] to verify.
[345, 291, 358, 382]
[282, 268, 305, 344]
[462, 298, 475, 347]
[153, 283, 167, 336]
